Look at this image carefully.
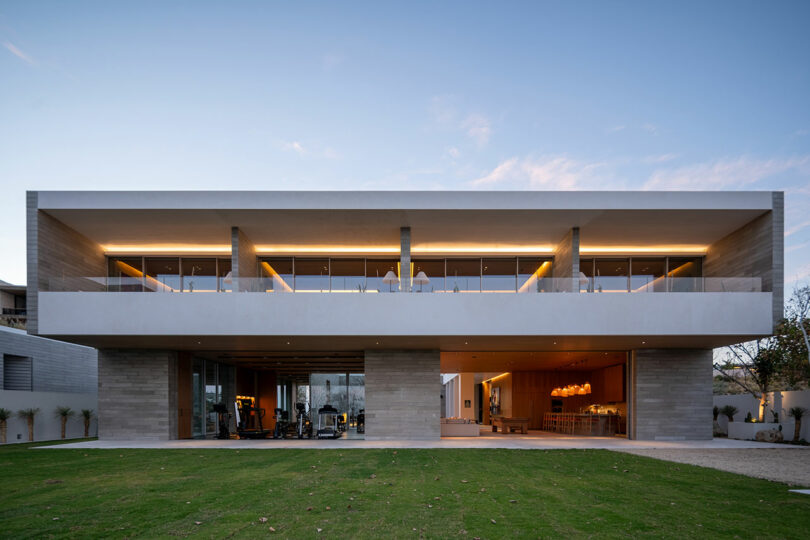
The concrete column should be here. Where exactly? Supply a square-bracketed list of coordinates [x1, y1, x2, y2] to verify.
[364, 350, 440, 440]
[704, 193, 783, 328]
[551, 227, 580, 292]
[231, 226, 257, 292]
[400, 227, 411, 292]
[629, 349, 712, 440]
[98, 350, 178, 440]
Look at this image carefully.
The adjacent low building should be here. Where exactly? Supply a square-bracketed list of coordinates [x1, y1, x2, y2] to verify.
[25, 190, 783, 441]
[1, 281, 98, 444]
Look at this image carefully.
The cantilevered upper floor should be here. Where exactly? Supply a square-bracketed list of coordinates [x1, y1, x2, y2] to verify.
[26, 190, 783, 350]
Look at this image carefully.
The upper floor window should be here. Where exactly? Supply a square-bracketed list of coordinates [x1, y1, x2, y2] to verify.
[107, 257, 232, 292]
[580, 257, 703, 292]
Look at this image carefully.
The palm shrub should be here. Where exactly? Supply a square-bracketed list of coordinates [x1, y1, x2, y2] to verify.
[788, 407, 807, 442]
[720, 405, 738, 422]
[81, 409, 94, 438]
[55, 406, 74, 440]
[18, 408, 39, 442]
[0, 408, 11, 444]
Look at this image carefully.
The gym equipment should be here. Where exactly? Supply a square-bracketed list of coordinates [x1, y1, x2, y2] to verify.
[316, 404, 341, 439]
[295, 402, 312, 439]
[356, 409, 365, 434]
[273, 408, 290, 439]
[212, 402, 231, 439]
[235, 397, 271, 439]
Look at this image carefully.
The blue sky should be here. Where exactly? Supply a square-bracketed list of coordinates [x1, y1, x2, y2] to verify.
[1, 1, 809, 286]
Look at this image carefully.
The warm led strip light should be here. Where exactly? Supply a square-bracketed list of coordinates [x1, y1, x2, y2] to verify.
[103, 244, 708, 255]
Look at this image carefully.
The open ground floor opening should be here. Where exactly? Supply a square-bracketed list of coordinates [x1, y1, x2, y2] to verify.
[96, 346, 713, 442]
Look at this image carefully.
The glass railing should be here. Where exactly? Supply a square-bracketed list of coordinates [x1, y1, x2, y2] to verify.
[46, 276, 763, 293]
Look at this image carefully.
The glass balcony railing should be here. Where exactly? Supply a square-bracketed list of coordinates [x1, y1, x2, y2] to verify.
[45, 276, 763, 293]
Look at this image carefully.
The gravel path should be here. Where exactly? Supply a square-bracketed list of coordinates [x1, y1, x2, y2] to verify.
[617, 448, 810, 487]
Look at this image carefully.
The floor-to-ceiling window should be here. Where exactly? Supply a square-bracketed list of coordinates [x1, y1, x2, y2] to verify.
[191, 358, 234, 439]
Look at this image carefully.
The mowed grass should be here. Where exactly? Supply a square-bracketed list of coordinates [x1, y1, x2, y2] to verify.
[1, 442, 809, 539]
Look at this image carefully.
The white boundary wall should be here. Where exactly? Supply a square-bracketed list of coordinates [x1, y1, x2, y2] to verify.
[0, 390, 97, 444]
[714, 390, 810, 441]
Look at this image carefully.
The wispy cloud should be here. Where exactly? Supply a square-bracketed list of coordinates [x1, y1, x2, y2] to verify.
[786, 218, 810, 237]
[607, 125, 626, 133]
[446, 147, 461, 160]
[643, 153, 678, 164]
[281, 140, 339, 159]
[787, 262, 810, 285]
[471, 155, 614, 190]
[786, 240, 810, 253]
[428, 96, 492, 147]
[643, 155, 810, 190]
[641, 123, 658, 135]
[3, 41, 35, 65]
[461, 113, 491, 147]
[282, 140, 306, 155]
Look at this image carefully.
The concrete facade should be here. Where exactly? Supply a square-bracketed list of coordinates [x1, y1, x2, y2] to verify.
[630, 349, 713, 440]
[365, 350, 440, 440]
[98, 350, 178, 440]
[0, 326, 97, 394]
[25, 190, 784, 442]
[704, 191, 784, 327]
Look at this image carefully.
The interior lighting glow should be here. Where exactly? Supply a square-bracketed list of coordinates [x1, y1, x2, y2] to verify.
[104, 244, 231, 254]
[580, 245, 707, 254]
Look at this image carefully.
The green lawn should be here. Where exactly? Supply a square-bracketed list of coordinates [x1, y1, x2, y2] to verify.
[1, 442, 809, 539]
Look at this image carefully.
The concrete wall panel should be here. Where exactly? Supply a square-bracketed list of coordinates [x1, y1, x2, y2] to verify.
[631, 348, 712, 440]
[365, 350, 440, 440]
[98, 349, 177, 440]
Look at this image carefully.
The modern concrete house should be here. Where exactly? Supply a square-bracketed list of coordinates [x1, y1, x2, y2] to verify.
[26, 191, 783, 441]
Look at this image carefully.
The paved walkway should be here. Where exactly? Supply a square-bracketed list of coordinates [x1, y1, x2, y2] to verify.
[617, 448, 810, 487]
[39, 430, 798, 451]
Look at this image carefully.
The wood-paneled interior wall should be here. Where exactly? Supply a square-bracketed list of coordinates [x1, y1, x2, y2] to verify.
[258, 371, 277, 431]
[176, 353, 192, 439]
[512, 364, 625, 429]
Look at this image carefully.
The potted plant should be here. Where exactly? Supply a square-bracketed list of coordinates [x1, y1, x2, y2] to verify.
[0, 408, 11, 444]
[720, 405, 738, 423]
[788, 407, 807, 442]
[81, 409, 94, 438]
[55, 406, 74, 440]
[18, 408, 39, 442]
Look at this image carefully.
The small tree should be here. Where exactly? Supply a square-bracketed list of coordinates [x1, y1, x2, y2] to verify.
[0, 408, 11, 444]
[714, 339, 783, 421]
[18, 408, 39, 442]
[81, 409, 94, 438]
[788, 407, 807, 442]
[713, 406, 719, 421]
[720, 405, 738, 422]
[55, 406, 74, 440]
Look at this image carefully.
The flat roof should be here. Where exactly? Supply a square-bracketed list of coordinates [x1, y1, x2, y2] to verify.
[30, 191, 780, 253]
[34, 190, 777, 211]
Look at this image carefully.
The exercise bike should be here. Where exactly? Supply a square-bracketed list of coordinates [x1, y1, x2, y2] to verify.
[295, 402, 312, 439]
[273, 408, 290, 439]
